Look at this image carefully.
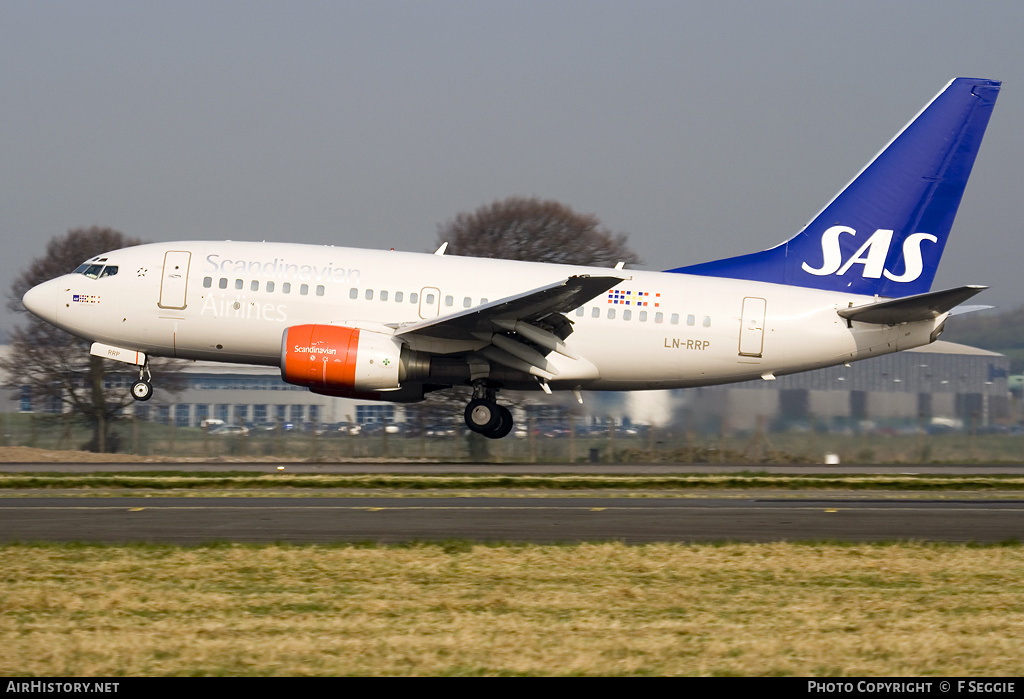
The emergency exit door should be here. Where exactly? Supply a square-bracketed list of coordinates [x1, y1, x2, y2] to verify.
[418, 286, 441, 319]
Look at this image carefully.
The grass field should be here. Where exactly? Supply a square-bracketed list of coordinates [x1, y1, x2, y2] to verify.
[2, 541, 1023, 676]
[2, 445, 1021, 676]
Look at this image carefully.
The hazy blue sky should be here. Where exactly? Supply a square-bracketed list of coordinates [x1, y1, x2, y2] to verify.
[3, 1, 1023, 333]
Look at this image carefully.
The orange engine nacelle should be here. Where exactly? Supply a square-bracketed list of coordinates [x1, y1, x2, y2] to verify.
[280, 324, 404, 392]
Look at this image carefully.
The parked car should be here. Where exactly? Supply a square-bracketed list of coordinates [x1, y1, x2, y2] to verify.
[210, 425, 249, 436]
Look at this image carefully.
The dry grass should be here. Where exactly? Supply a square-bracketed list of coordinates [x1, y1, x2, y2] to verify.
[1, 542, 1022, 676]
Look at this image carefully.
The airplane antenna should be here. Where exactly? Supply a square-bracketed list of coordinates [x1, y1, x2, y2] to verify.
[434, 242, 449, 256]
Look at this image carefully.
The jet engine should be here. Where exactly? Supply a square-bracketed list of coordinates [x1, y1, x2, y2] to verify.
[280, 324, 428, 392]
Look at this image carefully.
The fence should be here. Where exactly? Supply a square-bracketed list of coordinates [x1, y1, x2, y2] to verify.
[2, 412, 1024, 464]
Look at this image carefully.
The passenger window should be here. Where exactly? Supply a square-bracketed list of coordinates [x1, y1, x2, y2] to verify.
[655, 312, 664, 323]
[640, 311, 648, 322]
[591, 307, 600, 318]
[219, 278, 228, 289]
[410, 293, 418, 303]
[365, 289, 373, 300]
[607, 308, 616, 319]
[250, 280, 259, 292]
[203, 277, 213, 288]
[282, 283, 291, 294]
[235, 279, 243, 290]
[463, 297, 472, 308]
[380, 290, 388, 301]
[445, 295, 453, 307]
[576, 307, 585, 317]
[687, 315, 695, 326]
[316, 285, 325, 296]
[395, 291, 403, 303]
[266, 281, 275, 293]
[703, 316, 711, 327]
[670, 313, 679, 325]
[349, 288, 358, 299]
[623, 310, 632, 321]
[425, 293, 434, 304]
[300, 284, 309, 295]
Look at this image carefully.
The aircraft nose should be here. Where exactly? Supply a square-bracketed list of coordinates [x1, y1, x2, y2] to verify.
[22, 279, 60, 323]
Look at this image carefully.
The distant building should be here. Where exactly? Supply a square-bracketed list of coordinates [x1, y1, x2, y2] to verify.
[590, 341, 1012, 431]
[2, 341, 1012, 432]
[524, 341, 1011, 432]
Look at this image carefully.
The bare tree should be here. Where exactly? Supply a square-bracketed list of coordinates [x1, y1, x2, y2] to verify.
[3, 227, 183, 452]
[436, 196, 641, 267]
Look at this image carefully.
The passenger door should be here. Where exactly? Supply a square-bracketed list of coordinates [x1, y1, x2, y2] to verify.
[158, 251, 192, 310]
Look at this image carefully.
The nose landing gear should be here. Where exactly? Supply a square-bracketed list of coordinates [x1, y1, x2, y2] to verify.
[130, 362, 153, 402]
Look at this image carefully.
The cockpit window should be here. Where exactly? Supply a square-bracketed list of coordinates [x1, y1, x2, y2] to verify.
[74, 263, 116, 279]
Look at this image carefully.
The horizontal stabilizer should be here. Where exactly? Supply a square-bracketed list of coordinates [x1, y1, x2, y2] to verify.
[947, 304, 993, 317]
[838, 285, 987, 325]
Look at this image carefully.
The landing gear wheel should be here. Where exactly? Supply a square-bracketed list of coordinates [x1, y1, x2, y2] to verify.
[131, 380, 153, 402]
[465, 398, 501, 434]
[486, 406, 514, 440]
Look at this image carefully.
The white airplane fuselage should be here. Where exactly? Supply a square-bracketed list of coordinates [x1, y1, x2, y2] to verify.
[29, 240, 939, 391]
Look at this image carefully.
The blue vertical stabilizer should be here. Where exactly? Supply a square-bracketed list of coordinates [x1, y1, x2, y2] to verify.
[667, 78, 1001, 297]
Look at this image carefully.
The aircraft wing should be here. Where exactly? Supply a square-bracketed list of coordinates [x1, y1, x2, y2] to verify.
[838, 285, 987, 325]
[392, 275, 624, 381]
[394, 275, 624, 340]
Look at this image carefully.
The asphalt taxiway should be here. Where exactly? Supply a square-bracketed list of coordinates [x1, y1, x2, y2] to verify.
[0, 495, 1021, 545]
[1, 462, 1021, 544]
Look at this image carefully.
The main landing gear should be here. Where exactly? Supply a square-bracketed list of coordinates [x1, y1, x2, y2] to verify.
[130, 362, 153, 402]
[464, 383, 514, 439]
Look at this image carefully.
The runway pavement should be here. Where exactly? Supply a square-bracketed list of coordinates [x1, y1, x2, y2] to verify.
[2, 461, 1022, 544]
[1, 495, 1021, 545]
